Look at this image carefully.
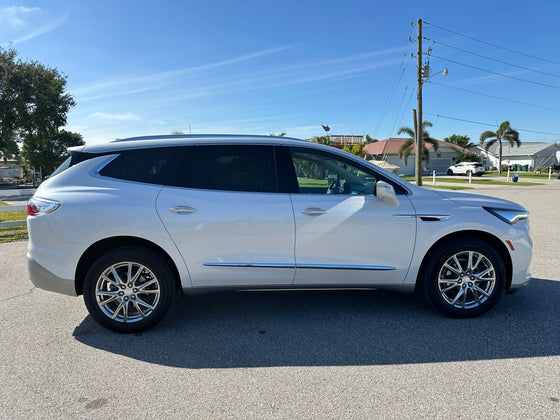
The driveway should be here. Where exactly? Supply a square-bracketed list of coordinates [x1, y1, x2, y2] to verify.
[1, 182, 559, 418]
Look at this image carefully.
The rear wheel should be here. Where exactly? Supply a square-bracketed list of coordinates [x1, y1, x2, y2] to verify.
[422, 238, 505, 318]
[466, 169, 472, 176]
[83, 247, 175, 333]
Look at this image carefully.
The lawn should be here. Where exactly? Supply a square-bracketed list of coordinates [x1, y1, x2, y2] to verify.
[0, 210, 28, 222]
[0, 226, 28, 243]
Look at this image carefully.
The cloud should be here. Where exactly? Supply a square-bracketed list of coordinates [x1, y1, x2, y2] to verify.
[0, 6, 40, 29]
[91, 112, 142, 121]
[0, 6, 67, 44]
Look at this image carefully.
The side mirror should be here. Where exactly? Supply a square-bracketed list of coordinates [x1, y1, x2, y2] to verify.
[375, 181, 399, 207]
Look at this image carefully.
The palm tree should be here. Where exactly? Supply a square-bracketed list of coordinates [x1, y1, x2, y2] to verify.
[343, 143, 365, 158]
[397, 121, 439, 165]
[268, 132, 287, 137]
[480, 121, 520, 174]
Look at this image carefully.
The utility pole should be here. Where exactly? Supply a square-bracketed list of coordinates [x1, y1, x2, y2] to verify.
[416, 18, 423, 186]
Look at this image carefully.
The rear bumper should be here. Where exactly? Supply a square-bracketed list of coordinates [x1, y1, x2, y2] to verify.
[27, 257, 77, 296]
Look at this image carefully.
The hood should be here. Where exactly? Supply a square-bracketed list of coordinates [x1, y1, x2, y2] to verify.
[430, 188, 527, 212]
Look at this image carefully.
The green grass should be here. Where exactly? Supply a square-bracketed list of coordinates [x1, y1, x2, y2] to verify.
[424, 185, 474, 190]
[0, 210, 28, 222]
[0, 226, 28, 243]
[485, 171, 552, 179]
[0, 201, 8, 206]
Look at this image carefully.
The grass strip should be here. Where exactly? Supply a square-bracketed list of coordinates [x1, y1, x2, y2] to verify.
[0, 226, 28, 243]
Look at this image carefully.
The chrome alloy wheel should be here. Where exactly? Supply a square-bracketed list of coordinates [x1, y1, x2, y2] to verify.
[95, 262, 161, 323]
[437, 250, 496, 310]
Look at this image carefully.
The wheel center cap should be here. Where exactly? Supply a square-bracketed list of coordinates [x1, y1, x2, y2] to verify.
[462, 275, 471, 283]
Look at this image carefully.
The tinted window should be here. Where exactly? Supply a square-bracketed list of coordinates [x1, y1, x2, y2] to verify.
[99, 147, 184, 185]
[290, 148, 377, 195]
[168, 145, 278, 193]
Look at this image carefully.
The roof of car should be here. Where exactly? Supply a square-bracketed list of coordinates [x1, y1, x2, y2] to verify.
[73, 134, 309, 153]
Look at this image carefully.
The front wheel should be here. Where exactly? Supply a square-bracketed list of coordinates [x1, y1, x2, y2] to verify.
[447, 169, 454, 175]
[83, 247, 176, 333]
[422, 238, 506, 318]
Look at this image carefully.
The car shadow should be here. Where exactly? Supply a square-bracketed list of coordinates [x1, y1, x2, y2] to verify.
[73, 278, 560, 368]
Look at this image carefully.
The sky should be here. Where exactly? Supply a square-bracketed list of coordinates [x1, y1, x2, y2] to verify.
[1, 0, 559, 145]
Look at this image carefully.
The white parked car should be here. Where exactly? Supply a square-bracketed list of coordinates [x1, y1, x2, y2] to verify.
[27, 135, 532, 332]
[447, 162, 485, 176]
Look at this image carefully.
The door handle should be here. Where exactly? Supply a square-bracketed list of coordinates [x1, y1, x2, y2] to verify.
[301, 207, 326, 216]
[169, 206, 196, 214]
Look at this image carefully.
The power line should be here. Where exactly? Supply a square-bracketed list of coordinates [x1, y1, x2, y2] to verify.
[425, 21, 560, 67]
[430, 54, 560, 90]
[427, 81, 560, 112]
[424, 112, 560, 136]
[373, 50, 412, 137]
[425, 38, 560, 79]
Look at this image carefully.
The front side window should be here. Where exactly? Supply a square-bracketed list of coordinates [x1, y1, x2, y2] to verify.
[169, 145, 278, 193]
[290, 148, 377, 195]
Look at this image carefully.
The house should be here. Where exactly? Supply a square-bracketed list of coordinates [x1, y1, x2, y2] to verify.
[0, 159, 24, 180]
[363, 138, 465, 176]
[475, 142, 560, 172]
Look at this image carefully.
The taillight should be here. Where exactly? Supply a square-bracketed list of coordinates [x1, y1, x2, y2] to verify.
[27, 197, 61, 216]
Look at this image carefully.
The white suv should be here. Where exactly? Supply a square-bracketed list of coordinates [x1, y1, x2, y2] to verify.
[447, 162, 485, 176]
[27, 135, 532, 332]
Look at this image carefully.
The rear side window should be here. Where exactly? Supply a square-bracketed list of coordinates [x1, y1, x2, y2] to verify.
[168, 145, 278, 193]
[99, 147, 185, 185]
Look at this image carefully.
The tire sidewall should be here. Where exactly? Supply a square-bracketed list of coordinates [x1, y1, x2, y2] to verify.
[422, 238, 506, 318]
[83, 247, 175, 333]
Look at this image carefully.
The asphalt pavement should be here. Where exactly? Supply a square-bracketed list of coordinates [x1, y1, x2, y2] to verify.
[1, 181, 559, 419]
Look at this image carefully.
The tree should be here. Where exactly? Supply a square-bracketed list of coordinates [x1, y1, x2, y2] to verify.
[0, 47, 75, 162]
[343, 143, 365, 158]
[22, 130, 84, 174]
[269, 132, 287, 137]
[443, 134, 474, 149]
[365, 134, 378, 144]
[314, 136, 331, 145]
[480, 121, 520, 174]
[397, 121, 439, 165]
[455, 151, 480, 164]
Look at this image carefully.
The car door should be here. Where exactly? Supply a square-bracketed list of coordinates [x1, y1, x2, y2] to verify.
[156, 145, 296, 287]
[286, 146, 417, 286]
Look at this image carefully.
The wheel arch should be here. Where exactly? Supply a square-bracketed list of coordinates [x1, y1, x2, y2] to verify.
[416, 230, 513, 292]
[75, 236, 182, 295]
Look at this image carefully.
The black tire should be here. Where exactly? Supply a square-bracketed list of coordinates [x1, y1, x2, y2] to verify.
[477, 173, 483, 177]
[83, 247, 176, 333]
[447, 169, 454, 175]
[422, 238, 505, 318]
[466, 169, 472, 176]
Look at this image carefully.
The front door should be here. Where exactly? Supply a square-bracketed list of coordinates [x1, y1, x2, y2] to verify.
[287, 147, 417, 286]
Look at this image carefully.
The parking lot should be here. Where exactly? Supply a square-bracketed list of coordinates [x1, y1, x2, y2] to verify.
[1, 182, 559, 419]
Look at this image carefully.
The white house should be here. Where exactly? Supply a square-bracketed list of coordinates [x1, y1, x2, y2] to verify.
[363, 138, 465, 176]
[476, 142, 560, 171]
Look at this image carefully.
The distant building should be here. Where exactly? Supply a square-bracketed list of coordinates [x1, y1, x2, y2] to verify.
[475, 142, 560, 171]
[0, 159, 24, 180]
[363, 138, 465, 176]
[307, 135, 364, 149]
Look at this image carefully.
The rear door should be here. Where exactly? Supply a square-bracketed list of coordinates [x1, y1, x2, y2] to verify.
[156, 145, 296, 287]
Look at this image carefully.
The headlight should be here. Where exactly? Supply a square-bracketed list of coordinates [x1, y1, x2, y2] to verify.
[484, 207, 528, 224]
[27, 197, 61, 216]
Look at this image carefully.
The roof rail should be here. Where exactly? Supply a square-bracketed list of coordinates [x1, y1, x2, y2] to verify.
[112, 134, 307, 143]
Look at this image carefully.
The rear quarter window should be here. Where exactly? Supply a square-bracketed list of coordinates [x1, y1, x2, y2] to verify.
[98, 147, 186, 185]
